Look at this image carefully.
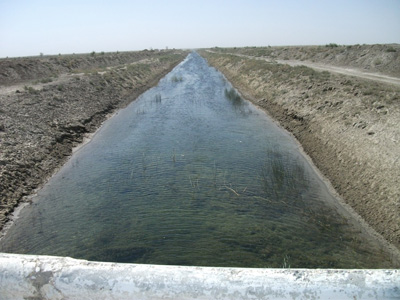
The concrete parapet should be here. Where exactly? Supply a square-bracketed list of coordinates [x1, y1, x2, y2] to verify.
[0, 253, 399, 299]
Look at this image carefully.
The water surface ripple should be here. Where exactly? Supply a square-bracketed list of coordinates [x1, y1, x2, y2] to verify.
[0, 52, 395, 268]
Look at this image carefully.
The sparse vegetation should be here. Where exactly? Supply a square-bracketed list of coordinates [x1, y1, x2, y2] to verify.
[40, 77, 53, 84]
[208, 44, 400, 77]
[24, 85, 39, 94]
[224, 87, 242, 104]
[171, 75, 183, 82]
[325, 43, 339, 48]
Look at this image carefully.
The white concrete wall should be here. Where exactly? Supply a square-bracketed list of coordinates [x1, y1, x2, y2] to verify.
[0, 253, 399, 299]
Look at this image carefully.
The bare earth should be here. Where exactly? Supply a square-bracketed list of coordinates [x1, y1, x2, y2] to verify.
[0, 50, 188, 231]
[200, 45, 400, 251]
[221, 52, 400, 87]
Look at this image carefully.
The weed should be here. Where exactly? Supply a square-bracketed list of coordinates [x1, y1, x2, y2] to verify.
[40, 77, 53, 84]
[224, 88, 242, 104]
[171, 75, 183, 82]
[386, 47, 396, 53]
[24, 86, 39, 94]
[282, 255, 291, 268]
[325, 43, 339, 48]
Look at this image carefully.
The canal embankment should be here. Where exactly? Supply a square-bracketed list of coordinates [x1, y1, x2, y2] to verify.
[3, 51, 398, 268]
[0, 50, 189, 231]
[199, 47, 400, 251]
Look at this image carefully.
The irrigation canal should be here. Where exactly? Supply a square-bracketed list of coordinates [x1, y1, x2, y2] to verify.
[0, 52, 396, 268]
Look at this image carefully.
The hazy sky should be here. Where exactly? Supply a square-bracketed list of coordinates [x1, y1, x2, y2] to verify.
[1, 0, 399, 57]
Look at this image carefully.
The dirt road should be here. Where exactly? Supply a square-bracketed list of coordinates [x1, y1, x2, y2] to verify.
[206, 50, 400, 86]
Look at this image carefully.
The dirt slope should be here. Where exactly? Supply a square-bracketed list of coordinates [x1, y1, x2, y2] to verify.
[0, 50, 175, 85]
[200, 48, 400, 250]
[208, 51, 400, 87]
[0, 50, 188, 231]
[212, 44, 400, 77]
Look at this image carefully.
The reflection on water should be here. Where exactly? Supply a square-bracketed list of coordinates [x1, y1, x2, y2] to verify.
[0, 52, 396, 268]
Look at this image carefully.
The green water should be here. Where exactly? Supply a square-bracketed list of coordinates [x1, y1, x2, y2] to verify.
[0, 52, 396, 268]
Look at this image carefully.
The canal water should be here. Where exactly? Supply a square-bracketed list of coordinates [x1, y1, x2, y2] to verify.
[0, 52, 395, 268]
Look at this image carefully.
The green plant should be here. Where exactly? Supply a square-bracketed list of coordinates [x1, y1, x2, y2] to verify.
[24, 86, 39, 94]
[282, 255, 291, 268]
[325, 43, 339, 48]
[224, 88, 242, 104]
[386, 47, 396, 53]
[171, 75, 183, 82]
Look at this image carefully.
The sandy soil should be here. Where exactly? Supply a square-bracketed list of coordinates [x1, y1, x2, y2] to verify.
[200, 47, 400, 251]
[0, 50, 188, 230]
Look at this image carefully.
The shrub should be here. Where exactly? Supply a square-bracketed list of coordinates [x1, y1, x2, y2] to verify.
[24, 86, 39, 94]
[325, 43, 339, 48]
